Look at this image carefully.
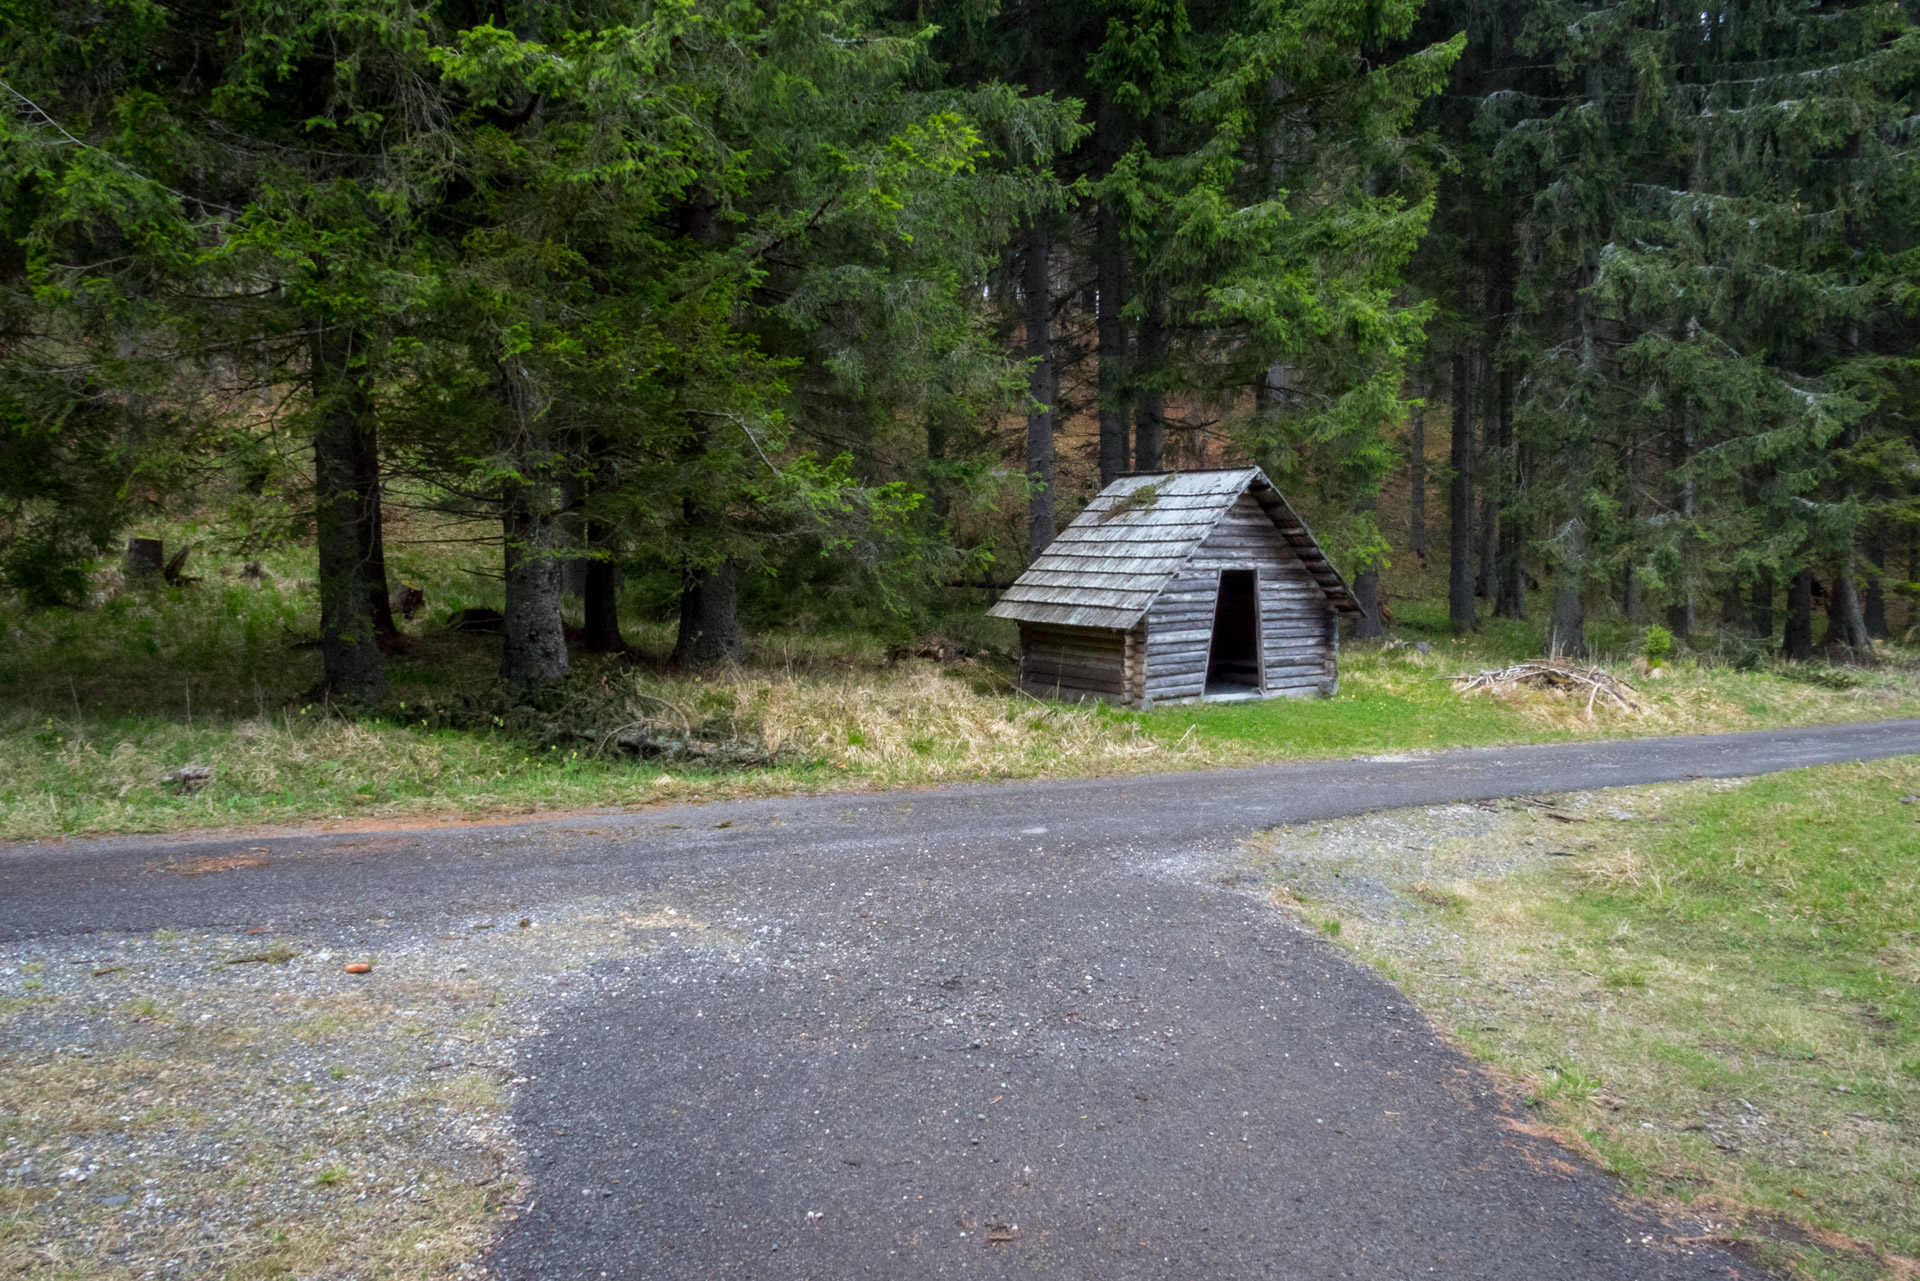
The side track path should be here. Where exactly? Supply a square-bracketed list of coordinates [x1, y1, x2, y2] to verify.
[7, 718, 1920, 1278]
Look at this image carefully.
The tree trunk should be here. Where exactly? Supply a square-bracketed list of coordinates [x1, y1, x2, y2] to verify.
[1665, 593, 1693, 642]
[1548, 275, 1598, 660]
[1448, 349, 1476, 633]
[1407, 374, 1427, 559]
[1476, 375, 1496, 599]
[310, 331, 387, 702]
[1752, 568, 1775, 639]
[1666, 423, 1695, 641]
[1783, 567, 1814, 660]
[1838, 559, 1871, 650]
[355, 418, 396, 636]
[124, 537, 164, 581]
[1024, 219, 1055, 558]
[673, 559, 743, 665]
[582, 519, 624, 654]
[1865, 537, 1888, 639]
[1548, 570, 1586, 659]
[1353, 565, 1382, 640]
[1489, 235, 1523, 618]
[1133, 287, 1166, 472]
[1095, 97, 1129, 489]
[499, 474, 570, 691]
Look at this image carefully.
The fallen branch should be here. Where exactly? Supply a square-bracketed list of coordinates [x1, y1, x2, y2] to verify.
[1452, 660, 1641, 715]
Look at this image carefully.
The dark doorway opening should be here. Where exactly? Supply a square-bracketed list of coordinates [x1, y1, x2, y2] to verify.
[1205, 570, 1262, 695]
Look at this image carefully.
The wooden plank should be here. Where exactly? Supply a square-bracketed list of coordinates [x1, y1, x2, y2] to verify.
[1023, 664, 1125, 690]
[1146, 683, 1207, 702]
[1260, 666, 1331, 681]
[1023, 642, 1126, 666]
[1051, 523, 1214, 544]
[1018, 571, 1168, 589]
[1028, 661, 1128, 688]
[1024, 622, 1125, 643]
[1026, 632, 1126, 653]
[1033, 548, 1190, 567]
[1028, 645, 1126, 667]
[1041, 679, 1127, 699]
[1020, 680, 1122, 704]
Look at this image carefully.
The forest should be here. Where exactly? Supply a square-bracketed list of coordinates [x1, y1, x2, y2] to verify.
[1, 0, 1917, 738]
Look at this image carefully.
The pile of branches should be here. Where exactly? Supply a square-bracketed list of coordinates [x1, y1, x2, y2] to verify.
[1452, 660, 1641, 714]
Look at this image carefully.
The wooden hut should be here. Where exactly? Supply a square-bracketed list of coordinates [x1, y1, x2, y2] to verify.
[988, 468, 1360, 708]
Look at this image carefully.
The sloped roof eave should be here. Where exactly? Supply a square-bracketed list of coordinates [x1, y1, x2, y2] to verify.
[989, 467, 1361, 620]
[985, 599, 1148, 630]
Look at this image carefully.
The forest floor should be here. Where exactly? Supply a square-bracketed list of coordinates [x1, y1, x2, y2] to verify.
[4, 555, 1920, 840]
[1251, 757, 1920, 1280]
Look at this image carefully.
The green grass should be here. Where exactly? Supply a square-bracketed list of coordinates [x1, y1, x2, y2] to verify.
[6, 532, 1920, 840]
[1277, 760, 1920, 1279]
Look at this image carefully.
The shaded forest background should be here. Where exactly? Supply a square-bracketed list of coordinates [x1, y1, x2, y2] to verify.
[3, 0, 1918, 705]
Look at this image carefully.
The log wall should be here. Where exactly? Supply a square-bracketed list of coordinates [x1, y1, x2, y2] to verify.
[1140, 493, 1338, 706]
[1017, 622, 1129, 703]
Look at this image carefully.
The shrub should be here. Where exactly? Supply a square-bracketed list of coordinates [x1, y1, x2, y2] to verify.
[1642, 624, 1673, 667]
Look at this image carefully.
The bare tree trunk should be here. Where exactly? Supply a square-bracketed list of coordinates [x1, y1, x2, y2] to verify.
[1865, 536, 1888, 639]
[310, 330, 386, 702]
[1838, 558, 1871, 650]
[499, 472, 569, 691]
[1476, 375, 1496, 598]
[1666, 423, 1695, 641]
[1547, 277, 1599, 659]
[355, 420, 396, 636]
[672, 408, 743, 667]
[1025, 219, 1055, 558]
[1783, 567, 1814, 660]
[1752, 568, 1775, 639]
[1448, 349, 1476, 633]
[1095, 97, 1129, 489]
[1489, 236, 1524, 618]
[578, 439, 624, 654]
[1133, 288, 1165, 472]
[582, 520, 624, 654]
[673, 558, 743, 665]
[1407, 373, 1427, 559]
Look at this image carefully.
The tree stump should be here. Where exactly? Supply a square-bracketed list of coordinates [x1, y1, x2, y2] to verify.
[124, 537, 164, 581]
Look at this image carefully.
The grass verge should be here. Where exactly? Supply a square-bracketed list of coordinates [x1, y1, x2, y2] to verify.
[6, 572, 1920, 840]
[1248, 759, 1920, 1280]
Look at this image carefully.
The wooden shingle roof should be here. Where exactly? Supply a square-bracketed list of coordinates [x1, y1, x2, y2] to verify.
[988, 468, 1360, 630]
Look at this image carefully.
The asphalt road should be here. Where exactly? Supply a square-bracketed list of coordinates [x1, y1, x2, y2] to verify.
[9, 717, 1920, 1279]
